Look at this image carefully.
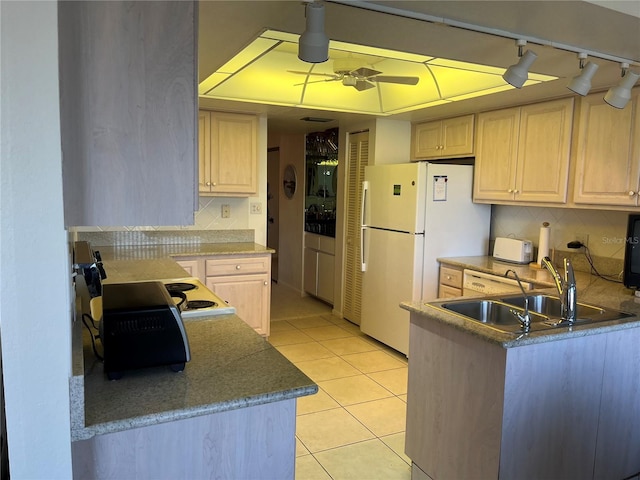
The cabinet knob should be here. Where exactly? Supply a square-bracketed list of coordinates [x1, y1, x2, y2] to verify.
[236, 265, 241, 270]
[206, 181, 211, 186]
[446, 275, 452, 280]
[213, 182, 217, 186]
[264, 281, 268, 286]
[513, 189, 519, 193]
[630, 191, 636, 196]
[507, 189, 513, 193]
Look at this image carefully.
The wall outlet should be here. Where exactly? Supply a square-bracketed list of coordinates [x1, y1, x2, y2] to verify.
[250, 202, 262, 214]
[221, 204, 230, 218]
[575, 232, 589, 247]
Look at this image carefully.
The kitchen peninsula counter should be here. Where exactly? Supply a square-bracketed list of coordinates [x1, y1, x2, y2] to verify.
[71, 250, 315, 479]
[405, 257, 640, 348]
[403, 261, 640, 479]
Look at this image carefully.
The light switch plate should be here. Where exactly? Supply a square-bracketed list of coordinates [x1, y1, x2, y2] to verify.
[250, 202, 262, 214]
[221, 204, 230, 218]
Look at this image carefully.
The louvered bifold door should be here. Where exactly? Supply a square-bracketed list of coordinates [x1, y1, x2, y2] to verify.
[343, 131, 369, 325]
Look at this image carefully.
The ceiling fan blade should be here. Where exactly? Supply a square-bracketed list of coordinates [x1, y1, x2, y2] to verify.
[351, 67, 382, 78]
[287, 70, 339, 79]
[294, 78, 340, 86]
[354, 80, 376, 91]
[372, 76, 420, 85]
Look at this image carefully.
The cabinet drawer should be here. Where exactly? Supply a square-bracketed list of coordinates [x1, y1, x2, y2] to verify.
[439, 266, 463, 289]
[206, 255, 270, 276]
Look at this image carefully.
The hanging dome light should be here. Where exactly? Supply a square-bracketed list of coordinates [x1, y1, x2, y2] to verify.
[298, 2, 329, 64]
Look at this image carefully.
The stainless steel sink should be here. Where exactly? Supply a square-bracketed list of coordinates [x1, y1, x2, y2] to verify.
[437, 299, 553, 334]
[431, 294, 635, 335]
[499, 294, 633, 324]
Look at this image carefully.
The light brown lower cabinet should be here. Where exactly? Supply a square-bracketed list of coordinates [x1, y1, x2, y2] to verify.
[175, 254, 271, 337]
[205, 255, 271, 337]
[438, 265, 463, 298]
[405, 314, 640, 480]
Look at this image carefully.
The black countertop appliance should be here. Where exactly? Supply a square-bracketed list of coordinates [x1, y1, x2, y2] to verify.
[100, 281, 191, 380]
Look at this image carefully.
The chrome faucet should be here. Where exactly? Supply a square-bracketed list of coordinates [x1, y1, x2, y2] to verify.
[504, 269, 531, 331]
[541, 256, 577, 324]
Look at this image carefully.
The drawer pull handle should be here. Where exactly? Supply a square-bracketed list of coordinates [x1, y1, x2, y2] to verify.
[236, 265, 241, 270]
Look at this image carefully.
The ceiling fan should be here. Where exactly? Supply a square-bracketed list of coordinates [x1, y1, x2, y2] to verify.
[289, 58, 420, 91]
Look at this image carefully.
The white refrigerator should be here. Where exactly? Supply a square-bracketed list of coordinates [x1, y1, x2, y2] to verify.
[360, 162, 490, 355]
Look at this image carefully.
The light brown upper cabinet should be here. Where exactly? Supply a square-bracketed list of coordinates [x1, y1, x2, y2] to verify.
[59, 1, 197, 227]
[573, 91, 640, 207]
[473, 98, 574, 204]
[199, 111, 258, 196]
[411, 115, 475, 160]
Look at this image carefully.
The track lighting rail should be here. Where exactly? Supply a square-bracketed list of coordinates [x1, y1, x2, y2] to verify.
[326, 0, 639, 67]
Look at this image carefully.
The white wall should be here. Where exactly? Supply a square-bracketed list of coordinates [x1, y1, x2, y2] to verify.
[370, 118, 412, 165]
[0, 2, 73, 477]
[492, 205, 630, 259]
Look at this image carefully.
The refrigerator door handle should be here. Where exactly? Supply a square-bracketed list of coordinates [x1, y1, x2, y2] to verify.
[361, 181, 369, 272]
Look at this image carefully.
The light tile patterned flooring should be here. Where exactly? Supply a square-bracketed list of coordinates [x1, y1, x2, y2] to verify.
[270, 283, 411, 480]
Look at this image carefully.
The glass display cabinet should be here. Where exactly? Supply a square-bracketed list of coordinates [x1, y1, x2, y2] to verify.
[305, 128, 338, 237]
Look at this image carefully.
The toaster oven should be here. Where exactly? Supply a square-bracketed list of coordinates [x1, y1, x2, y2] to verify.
[100, 281, 191, 380]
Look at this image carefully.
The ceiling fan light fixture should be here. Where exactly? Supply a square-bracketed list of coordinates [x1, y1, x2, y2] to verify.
[503, 40, 537, 89]
[567, 58, 599, 96]
[298, 2, 329, 64]
[605, 64, 640, 109]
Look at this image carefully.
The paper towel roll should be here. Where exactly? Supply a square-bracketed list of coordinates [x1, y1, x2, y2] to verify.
[537, 222, 550, 265]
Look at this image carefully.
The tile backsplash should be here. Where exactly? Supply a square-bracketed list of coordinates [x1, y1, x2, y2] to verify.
[72, 197, 250, 233]
[492, 205, 631, 275]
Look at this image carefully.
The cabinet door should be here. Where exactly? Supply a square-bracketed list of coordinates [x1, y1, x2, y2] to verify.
[209, 112, 258, 195]
[59, 1, 197, 226]
[515, 98, 573, 203]
[198, 111, 212, 193]
[412, 121, 442, 159]
[175, 260, 202, 281]
[206, 274, 270, 336]
[573, 93, 640, 206]
[303, 248, 319, 296]
[441, 115, 475, 157]
[473, 108, 520, 202]
[438, 285, 462, 298]
[316, 251, 335, 304]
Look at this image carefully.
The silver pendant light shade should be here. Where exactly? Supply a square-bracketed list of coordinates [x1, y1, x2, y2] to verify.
[298, 2, 329, 64]
[503, 41, 537, 89]
[567, 60, 599, 96]
[604, 65, 640, 109]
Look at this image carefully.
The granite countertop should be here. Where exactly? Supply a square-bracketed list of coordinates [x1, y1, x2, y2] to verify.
[437, 255, 557, 287]
[70, 247, 315, 442]
[403, 255, 640, 348]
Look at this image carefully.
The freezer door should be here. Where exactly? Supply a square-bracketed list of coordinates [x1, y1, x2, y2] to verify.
[363, 163, 426, 234]
[360, 227, 424, 355]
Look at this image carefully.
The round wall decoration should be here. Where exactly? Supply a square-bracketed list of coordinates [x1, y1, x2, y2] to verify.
[283, 164, 297, 199]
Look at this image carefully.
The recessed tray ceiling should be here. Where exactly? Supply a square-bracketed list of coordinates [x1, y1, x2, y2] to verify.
[199, 30, 557, 116]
